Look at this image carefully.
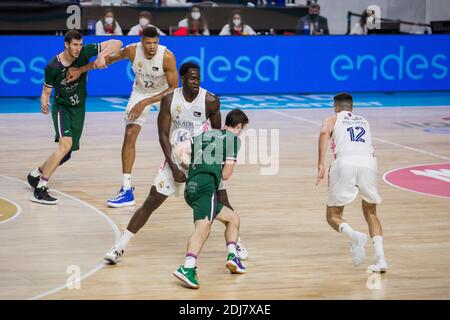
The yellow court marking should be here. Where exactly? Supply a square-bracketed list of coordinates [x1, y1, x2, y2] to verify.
[0, 197, 18, 223]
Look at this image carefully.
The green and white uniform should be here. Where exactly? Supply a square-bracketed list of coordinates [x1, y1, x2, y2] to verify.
[44, 43, 99, 151]
[185, 129, 240, 222]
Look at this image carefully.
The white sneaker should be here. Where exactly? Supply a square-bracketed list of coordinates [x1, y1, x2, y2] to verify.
[236, 237, 248, 261]
[104, 246, 124, 265]
[350, 231, 367, 267]
[368, 255, 388, 273]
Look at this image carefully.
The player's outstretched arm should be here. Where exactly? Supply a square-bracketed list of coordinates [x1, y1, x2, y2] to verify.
[316, 116, 336, 185]
[66, 42, 130, 83]
[157, 93, 186, 183]
[206, 93, 221, 129]
[129, 50, 178, 121]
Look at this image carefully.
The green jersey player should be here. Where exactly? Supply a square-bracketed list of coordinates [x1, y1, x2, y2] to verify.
[173, 108, 249, 289]
[27, 30, 122, 204]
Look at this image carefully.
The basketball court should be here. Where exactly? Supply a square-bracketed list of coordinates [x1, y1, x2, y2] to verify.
[1, 92, 449, 300]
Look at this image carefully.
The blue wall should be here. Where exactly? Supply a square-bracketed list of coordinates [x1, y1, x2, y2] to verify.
[0, 35, 449, 96]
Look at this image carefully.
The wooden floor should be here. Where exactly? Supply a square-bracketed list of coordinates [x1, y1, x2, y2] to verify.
[0, 106, 449, 300]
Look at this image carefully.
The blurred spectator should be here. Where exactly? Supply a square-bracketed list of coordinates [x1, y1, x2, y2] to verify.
[164, 0, 188, 6]
[128, 11, 166, 36]
[219, 10, 256, 36]
[178, 6, 210, 36]
[350, 10, 370, 35]
[296, 3, 329, 35]
[96, 8, 123, 35]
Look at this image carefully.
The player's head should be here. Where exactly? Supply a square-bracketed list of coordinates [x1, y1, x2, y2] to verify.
[141, 26, 159, 57]
[225, 108, 249, 136]
[333, 92, 353, 113]
[180, 62, 200, 94]
[64, 30, 83, 59]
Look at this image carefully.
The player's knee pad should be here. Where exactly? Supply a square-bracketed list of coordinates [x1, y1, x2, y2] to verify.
[59, 151, 72, 166]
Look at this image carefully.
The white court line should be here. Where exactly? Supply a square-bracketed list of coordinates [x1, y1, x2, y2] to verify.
[269, 109, 450, 161]
[0, 196, 22, 225]
[0, 175, 121, 300]
[382, 164, 450, 200]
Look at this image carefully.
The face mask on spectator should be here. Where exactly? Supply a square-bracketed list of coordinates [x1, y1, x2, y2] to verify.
[105, 17, 114, 25]
[139, 18, 149, 27]
[191, 12, 201, 20]
[233, 19, 241, 26]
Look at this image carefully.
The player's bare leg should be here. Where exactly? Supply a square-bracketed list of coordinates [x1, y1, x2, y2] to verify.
[107, 124, 142, 207]
[216, 207, 246, 274]
[217, 189, 248, 260]
[122, 124, 141, 175]
[29, 137, 72, 205]
[104, 186, 167, 264]
[327, 205, 368, 267]
[127, 186, 167, 233]
[173, 218, 211, 289]
[362, 200, 388, 272]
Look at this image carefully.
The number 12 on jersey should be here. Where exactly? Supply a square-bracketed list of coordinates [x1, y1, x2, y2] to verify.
[347, 126, 366, 143]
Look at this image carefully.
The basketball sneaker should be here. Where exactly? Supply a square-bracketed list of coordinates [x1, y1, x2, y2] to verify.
[173, 266, 200, 289]
[368, 255, 388, 273]
[106, 187, 135, 208]
[236, 237, 248, 261]
[350, 231, 367, 267]
[225, 253, 246, 274]
[31, 186, 58, 205]
[27, 173, 40, 189]
[104, 246, 124, 264]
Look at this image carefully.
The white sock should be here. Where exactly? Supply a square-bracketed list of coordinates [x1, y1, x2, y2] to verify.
[184, 254, 197, 268]
[30, 167, 42, 178]
[37, 177, 48, 189]
[227, 242, 237, 256]
[339, 222, 354, 239]
[123, 174, 132, 190]
[118, 229, 134, 250]
[372, 235, 385, 257]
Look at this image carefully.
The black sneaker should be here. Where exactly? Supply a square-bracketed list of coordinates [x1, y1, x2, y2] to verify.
[31, 186, 58, 205]
[27, 173, 40, 189]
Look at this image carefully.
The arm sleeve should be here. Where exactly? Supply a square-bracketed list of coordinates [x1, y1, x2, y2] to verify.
[219, 25, 230, 35]
[84, 43, 100, 60]
[95, 20, 105, 35]
[44, 64, 56, 88]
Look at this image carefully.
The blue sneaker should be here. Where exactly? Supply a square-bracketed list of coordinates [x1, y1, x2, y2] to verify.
[225, 253, 246, 274]
[106, 187, 135, 208]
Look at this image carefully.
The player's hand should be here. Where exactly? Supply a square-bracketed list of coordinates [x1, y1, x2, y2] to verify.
[172, 168, 186, 183]
[128, 103, 146, 121]
[40, 96, 50, 114]
[316, 164, 325, 186]
[66, 67, 82, 83]
[94, 55, 106, 69]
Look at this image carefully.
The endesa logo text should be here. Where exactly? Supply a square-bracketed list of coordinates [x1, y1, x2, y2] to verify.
[331, 46, 448, 81]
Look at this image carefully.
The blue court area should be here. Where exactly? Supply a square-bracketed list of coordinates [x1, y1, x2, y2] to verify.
[0, 92, 449, 114]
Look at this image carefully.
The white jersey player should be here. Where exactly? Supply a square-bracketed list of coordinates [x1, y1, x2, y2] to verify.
[316, 93, 387, 273]
[94, 26, 179, 208]
[65, 26, 178, 207]
[104, 62, 248, 264]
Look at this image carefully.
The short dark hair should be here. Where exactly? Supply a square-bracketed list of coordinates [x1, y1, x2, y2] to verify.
[225, 109, 249, 128]
[333, 92, 353, 110]
[139, 10, 151, 20]
[179, 62, 200, 77]
[64, 30, 82, 44]
[142, 26, 158, 38]
[310, 3, 320, 9]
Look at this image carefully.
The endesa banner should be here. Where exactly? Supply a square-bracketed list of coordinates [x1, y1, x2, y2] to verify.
[0, 35, 449, 96]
